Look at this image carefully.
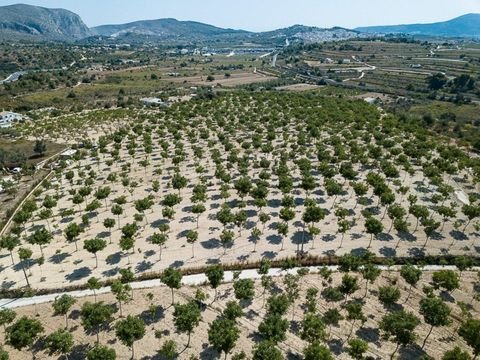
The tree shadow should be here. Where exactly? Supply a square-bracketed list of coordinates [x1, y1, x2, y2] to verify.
[139, 305, 165, 325]
[322, 234, 336, 243]
[206, 258, 220, 264]
[398, 232, 417, 242]
[1, 280, 16, 290]
[430, 231, 445, 241]
[13, 259, 34, 272]
[69, 343, 90, 360]
[237, 254, 250, 263]
[150, 219, 168, 229]
[351, 247, 369, 257]
[398, 344, 427, 359]
[245, 309, 258, 321]
[356, 326, 381, 345]
[377, 233, 394, 242]
[177, 229, 190, 238]
[407, 247, 426, 258]
[450, 230, 469, 241]
[199, 345, 218, 360]
[180, 216, 195, 224]
[136, 260, 154, 272]
[379, 246, 396, 257]
[102, 268, 119, 277]
[96, 231, 110, 240]
[65, 267, 92, 282]
[439, 290, 455, 303]
[201, 238, 221, 249]
[49, 252, 71, 264]
[106, 251, 122, 265]
[266, 234, 282, 245]
[267, 199, 281, 208]
[261, 251, 277, 259]
[181, 205, 193, 213]
[69, 309, 81, 321]
[351, 233, 364, 240]
[60, 216, 74, 224]
[144, 250, 156, 258]
[327, 338, 344, 355]
[170, 260, 184, 268]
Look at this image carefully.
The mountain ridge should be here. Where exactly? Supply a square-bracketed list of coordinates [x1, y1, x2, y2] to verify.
[0, 3, 91, 41]
[0, 4, 478, 42]
[356, 13, 480, 37]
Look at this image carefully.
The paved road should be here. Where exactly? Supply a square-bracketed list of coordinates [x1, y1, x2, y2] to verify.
[0, 265, 475, 310]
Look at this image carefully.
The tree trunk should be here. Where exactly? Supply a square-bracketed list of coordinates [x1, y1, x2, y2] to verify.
[21, 263, 30, 287]
[300, 222, 306, 254]
[423, 236, 430, 248]
[131, 343, 135, 360]
[390, 343, 400, 360]
[9, 251, 14, 265]
[159, 245, 162, 261]
[95, 254, 98, 268]
[422, 325, 434, 349]
[348, 319, 355, 340]
[171, 288, 175, 305]
[187, 331, 191, 348]
[404, 286, 412, 304]
[368, 234, 373, 248]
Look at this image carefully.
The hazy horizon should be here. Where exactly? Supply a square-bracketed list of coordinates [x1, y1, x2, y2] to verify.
[0, 0, 479, 31]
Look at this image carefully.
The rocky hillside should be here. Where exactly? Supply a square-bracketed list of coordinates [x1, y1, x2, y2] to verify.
[0, 4, 92, 41]
[92, 18, 249, 41]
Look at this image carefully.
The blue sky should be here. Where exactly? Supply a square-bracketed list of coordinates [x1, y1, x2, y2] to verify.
[2, 0, 480, 30]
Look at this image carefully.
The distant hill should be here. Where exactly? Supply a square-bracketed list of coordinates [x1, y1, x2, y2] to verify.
[0, 3, 91, 41]
[0, 4, 478, 43]
[356, 14, 480, 37]
[92, 18, 249, 42]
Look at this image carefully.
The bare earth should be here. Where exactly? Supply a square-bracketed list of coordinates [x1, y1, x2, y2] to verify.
[2, 270, 478, 359]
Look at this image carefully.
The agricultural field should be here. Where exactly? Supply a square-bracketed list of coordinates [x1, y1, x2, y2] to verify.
[280, 39, 480, 150]
[1, 268, 479, 359]
[0, 86, 479, 360]
[1, 91, 479, 292]
[0, 5, 480, 359]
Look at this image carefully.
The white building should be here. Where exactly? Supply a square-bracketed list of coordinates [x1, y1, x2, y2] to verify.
[0, 112, 23, 128]
[140, 97, 169, 107]
[59, 149, 77, 159]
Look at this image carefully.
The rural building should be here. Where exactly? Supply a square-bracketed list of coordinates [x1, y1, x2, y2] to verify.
[0, 111, 23, 128]
[140, 97, 169, 107]
[59, 149, 77, 159]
